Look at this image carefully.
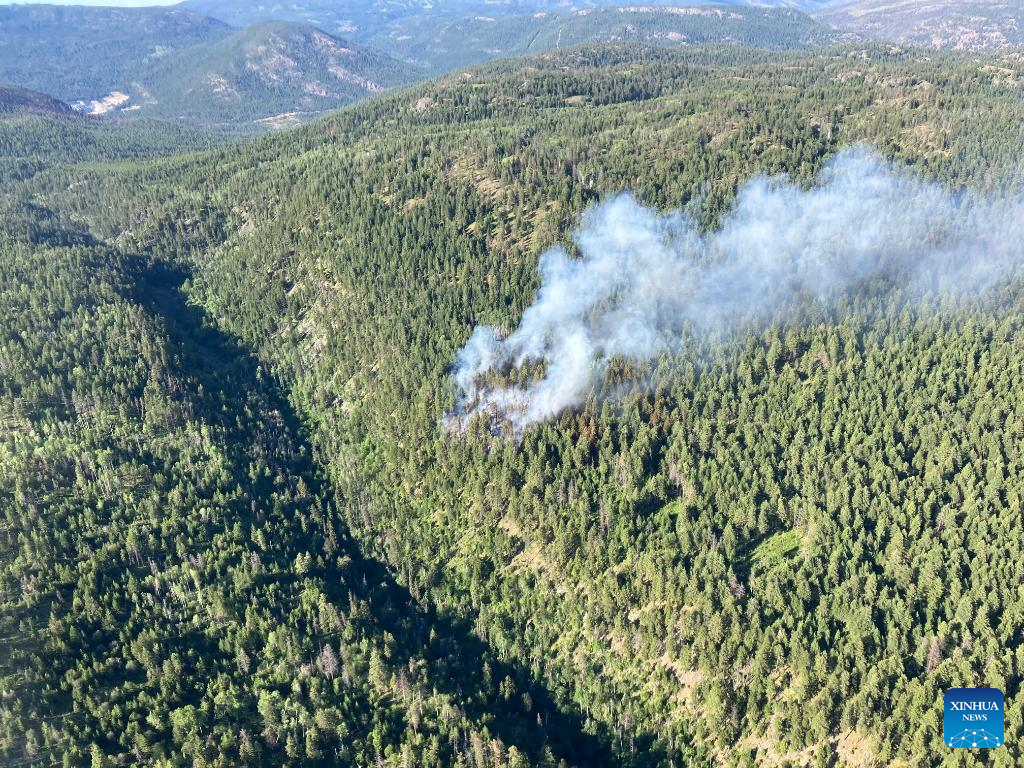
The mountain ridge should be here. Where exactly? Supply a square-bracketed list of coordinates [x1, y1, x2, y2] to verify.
[121, 20, 414, 127]
[371, 4, 841, 73]
[0, 6, 418, 130]
[0, 83, 80, 118]
[0, 4, 233, 100]
[814, 0, 1024, 50]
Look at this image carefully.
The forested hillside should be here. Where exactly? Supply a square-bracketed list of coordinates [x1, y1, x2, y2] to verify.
[0, 170, 611, 768]
[0, 94, 230, 185]
[5, 42, 1024, 766]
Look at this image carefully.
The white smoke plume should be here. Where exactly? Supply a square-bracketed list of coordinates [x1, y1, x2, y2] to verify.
[447, 147, 1024, 434]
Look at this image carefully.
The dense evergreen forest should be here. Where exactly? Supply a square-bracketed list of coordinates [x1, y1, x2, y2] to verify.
[4, 42, 1024, 766]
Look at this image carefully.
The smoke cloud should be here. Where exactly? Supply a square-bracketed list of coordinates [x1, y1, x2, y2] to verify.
[447, 147, 1024, 434]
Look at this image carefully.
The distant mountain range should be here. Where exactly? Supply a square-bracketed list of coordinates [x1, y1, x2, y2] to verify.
[0, 2, 839, 129]
[183, 0, 1024, 54]
[0, 6, 231, 100]
[114, 20, 412, 128]
[371, 5, 839, 73]
[180, 0, 469, 40]
[179, 0, 842, 39]
[815, 0, 1024, 50]
[0, 5, 414, 129]
[1, 0, 1021, 132]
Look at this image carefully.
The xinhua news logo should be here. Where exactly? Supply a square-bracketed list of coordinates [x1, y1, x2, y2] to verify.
[944, 688, 1004, 749]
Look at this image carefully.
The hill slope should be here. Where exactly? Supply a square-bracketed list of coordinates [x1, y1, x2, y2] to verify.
[816, 0, 1024, 50]
[11, 43, 1024, 766]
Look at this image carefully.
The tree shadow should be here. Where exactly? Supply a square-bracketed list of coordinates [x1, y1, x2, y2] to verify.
[128, 259, 666, 766]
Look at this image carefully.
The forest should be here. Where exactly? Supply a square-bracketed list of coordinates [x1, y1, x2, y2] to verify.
[2, 41, 1024, 766]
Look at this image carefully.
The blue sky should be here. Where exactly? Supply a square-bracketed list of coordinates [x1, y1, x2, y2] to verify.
[0, 1, 178, 5]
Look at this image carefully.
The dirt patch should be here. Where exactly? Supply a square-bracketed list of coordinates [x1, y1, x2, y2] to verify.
[79, 91, 131, 115]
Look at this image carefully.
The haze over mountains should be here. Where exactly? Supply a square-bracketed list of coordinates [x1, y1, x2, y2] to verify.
[0, 5, 230, 99]
[1, 0, 1022, 130]
[0, 5, 412, 128]
[181, 0, 1024, 54]
[817, 0, 1024, 50]
[126, 20, 410, 127]
[179, 0, 837, 40]
[370, 5, 839, 74]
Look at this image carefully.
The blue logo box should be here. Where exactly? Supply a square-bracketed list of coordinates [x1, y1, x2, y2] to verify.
[944, 688, 1004, 748]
